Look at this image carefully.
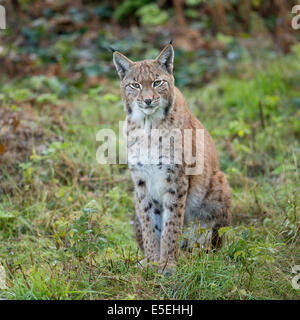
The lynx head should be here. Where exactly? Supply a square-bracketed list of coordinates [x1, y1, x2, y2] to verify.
[112, 44, 175, 121]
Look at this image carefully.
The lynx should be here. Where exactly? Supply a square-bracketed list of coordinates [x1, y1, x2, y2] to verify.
[112, 42, 231, 275]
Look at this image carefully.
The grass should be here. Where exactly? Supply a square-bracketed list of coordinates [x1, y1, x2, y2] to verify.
[0, 45, 299, 300]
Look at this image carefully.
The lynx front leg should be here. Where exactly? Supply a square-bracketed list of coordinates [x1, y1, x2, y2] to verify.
[133, 207, 144, 253]
[134, 181, 161, 263]
[160, 172, 189, 269]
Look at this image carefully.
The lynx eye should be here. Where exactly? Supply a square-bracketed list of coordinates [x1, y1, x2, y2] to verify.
[130, 82, 141, 89]
[153, 80, 162, 87]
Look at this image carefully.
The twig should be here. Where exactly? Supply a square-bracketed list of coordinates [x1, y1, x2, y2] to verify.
[259, 100, 265, 130]
[18, 264, 30, 290]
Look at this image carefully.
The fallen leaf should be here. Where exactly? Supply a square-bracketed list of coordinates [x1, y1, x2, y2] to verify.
[0, 144, 6, 155]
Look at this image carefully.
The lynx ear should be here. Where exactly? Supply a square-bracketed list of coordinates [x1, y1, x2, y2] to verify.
[113, 52, 134, 80]
[155, 44, 174, 74]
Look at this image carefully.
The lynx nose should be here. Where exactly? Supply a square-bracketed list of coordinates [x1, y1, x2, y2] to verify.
[144, 98, 152, 106]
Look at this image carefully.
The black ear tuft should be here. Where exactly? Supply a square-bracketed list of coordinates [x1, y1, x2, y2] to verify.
[169, 39, 173, 45]
[108, 46, 116, 53]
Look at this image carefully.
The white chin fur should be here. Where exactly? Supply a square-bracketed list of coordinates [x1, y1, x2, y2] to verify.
[130, 101, 165, 125]
[140, 106, 159, 115]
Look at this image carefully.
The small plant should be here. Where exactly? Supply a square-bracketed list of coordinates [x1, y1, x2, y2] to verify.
[69, 201, 106, 259]
[136, 4, 169, 27]
[220, 226, 284, 288]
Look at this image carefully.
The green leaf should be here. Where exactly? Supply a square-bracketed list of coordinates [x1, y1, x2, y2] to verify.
[218, 226, 231, 237]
